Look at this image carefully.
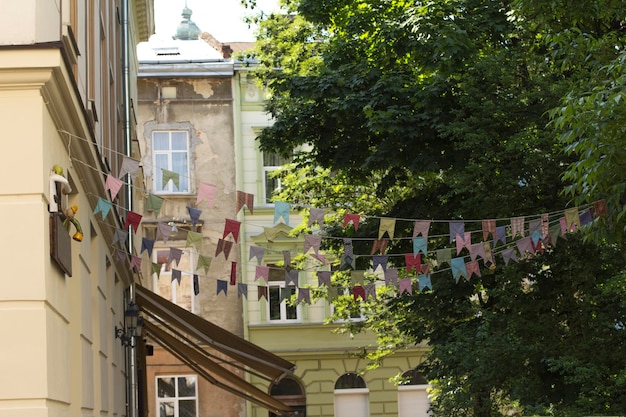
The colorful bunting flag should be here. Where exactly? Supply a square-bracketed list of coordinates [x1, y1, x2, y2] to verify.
[168, 247, 183, 266]
[449, 221, 464, 243]
[317, 271, 331, 287]
[124, 211, 142, 233]
[187, 206, 202, 227]
[309, 208, 325, 227]
[298, 288, 311, 304]
[223, 219, 241, 243]
[196, 254, 212, 275]
[399, 279, 413, 295]
[171, 269, 181, 285]
[482, 219, 496, 241]
[274, 201, 290, 225]
[146, 193, 164, 218]
[237, 191, 254, 214]
[105, 174, 124, 200]
[385, 268, 399, 287]
[413, 220, 431, 239]
[119, 156, 140, 180]
[193, 274, 199, 295]
[186, 231, 202, 250]
[94, 197, 113, 220]
[196, 182, 217, 207]
[249, 246, 265, 264]
[157, 222, 173, 242]
[378, 218, 396, 240]
[217, 279, 228, 296]
[237, 283, 248, 299]
[343, 213, 360, 230]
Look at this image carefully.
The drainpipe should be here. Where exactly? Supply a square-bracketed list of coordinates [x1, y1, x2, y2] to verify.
[121, 1, 138, 417]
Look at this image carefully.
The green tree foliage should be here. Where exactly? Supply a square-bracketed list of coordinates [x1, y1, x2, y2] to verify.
[247, 0, 626, 415]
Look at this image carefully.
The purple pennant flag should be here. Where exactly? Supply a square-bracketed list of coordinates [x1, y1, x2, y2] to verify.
[285, 268, 299, 286]
[113, 229, 128, 246]
[141, 237, 155, 257]
[283, 250, 292, 268]
[501, 248, 518, 265]
[249, 246, 265, 264]
[168, 247, 183, 267]
[304, 234, 322, 254]
[115, 248, 127, 263]
[255, 265, 270, 282]
[528, 218, 542, 236]
[364, 283, 377, 300]
[516, 236, 534, 258]
[157, 222, 173, 243]
[413, 220, 431, 239]
[469, 243, 485, 261]
[216, 279, 228, 296]
[399, 279, 413, 295]
[385, 268, 399, 287]
[308, 208, 325, 227]
[237, 283, 248, 299]
[495, 225, 507, 246]
[372, 255, 388, 271]
[418, 274, 432, 291]
[580, 210, 592, 226]
[193, 274, 199, 295]
[310, 253, 328, 265]
[130, 255, 142, 273]
[215, 239, 233, 259]
[297, 288, 311, 304]
[119, 156, 140, 179]
[171, 269, 181, 285]
[449, 221, 465, 243]
[187, 206, 202, 227]
[317, 270, 331, 287]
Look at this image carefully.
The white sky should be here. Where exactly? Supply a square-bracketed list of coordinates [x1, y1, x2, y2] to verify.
[153, 0, 280, 42]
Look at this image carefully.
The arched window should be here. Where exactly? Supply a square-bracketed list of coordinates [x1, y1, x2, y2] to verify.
[334, 373, 369, 417]
[398, 370, 431, 417]
[269, 376, 306, 417]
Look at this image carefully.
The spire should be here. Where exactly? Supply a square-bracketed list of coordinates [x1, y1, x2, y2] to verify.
[174, 0, 202, 40]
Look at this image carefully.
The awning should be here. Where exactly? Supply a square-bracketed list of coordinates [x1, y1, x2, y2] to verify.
[135, 285, 295, 415]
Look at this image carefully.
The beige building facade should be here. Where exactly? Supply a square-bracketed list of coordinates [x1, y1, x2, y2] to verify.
[0, 1, 153, 417]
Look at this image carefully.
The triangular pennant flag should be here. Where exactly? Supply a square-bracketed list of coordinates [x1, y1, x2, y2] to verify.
[255, 266, 270, 282]
[297, 288, 311, 304]
[531, 229, 543, 246]
[418, 274, 432, 292]
[328, 287, 339, 301]
[501, 248, 518, 265]
[193, 274, 200, 295]
[580, 209, 592, 226]
[343, 213, 360, 230]
[352, 286, 366, 301]
[593, 199, 607, 218]
[483, 242, 496, 270]
[317, 270, 331, 287]
[378, 218, 396, 240]
[186, 231, 203, 250]
[436, 248, 452, 267]
[139, 237, 154, 258]
[115, 248, 127, 263]
[236, 191, 254, 214]
[495, 225, 507, 246]
[364, 283, 377, 300]
[273, 201, 290, 225]
[516, 236, 534, 258]
[469, 242, 485, 261]
[466, 260, 481, 279]
[215, 239, 234, 259]
[280, 287, 292, 303]
[385, 268, 399, 287]
[171, 269, 182, 285]
[399, 279, 413, 295]
[196, 182, 217, 207]
[157, 222, 173, 243]
[528, 218, 542, 236]
[94, 197, 113, 220]
[249, 246, 265, 264]
[304, 234, 322, 254]
[258, 286, 268, 301]
[217, 279, 228, 296]
[482, 219, 496, 241]
[130, 255, 142, 273]
[308, 208, 325, 227]
[371, 239, 389, 255]
[168, 247, 183, 266]
[145, 193, 164, 218]
[449, 221, 464, 243]
[196, 255, 212, 275]
[413, 236, 427, 256]
[113, 228, 128, 246]
[413, 220, 431, 239]
[119, 156, 140, 179]
[105, 174, 124, 200]
[161, 169, 180, 190]
[372, 255, 388, 271]
[405, 253, 421, 275]
[451, 257, 467, 282]
[124, 211, 142, 234]
[223, 219, 241, 243]
[564, 207, 581, 232]
[455, 232, 472, 255]
[187, 206, 202, 227]
[151, 262, 162, 278]
[351, 270, 365, 286]
[237, 283, 248, 299]
[511, 216, 525, 238]
[285, 268, 298, 286]
[230, 262, 237, 285]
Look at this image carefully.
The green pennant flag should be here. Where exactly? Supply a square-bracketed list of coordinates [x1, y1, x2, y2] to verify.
[151, 262, 162, 279]
[186, 231, 203, 250]
[196, 254, 212, 275]
[146, 193, 164, 218]
[162, 169, 180, 190]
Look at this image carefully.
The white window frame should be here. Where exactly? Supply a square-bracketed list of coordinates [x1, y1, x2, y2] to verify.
[152, 130, 190, 194]
[156, 374, 198, 417]
[266, 265, 301, 323]
[152, 248, 196, 313]
[261, 151, 290, 205]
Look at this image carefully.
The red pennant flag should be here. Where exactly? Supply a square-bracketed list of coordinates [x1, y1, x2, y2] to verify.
[258, 286, 268, 301]
[230, 262, 237, 285]
[352, 286, 366, 301]
[405, 253, 421, 274]
[223, 219, 241, 243]
[343, 213, 360, 230]
[124, 211, 142, 233]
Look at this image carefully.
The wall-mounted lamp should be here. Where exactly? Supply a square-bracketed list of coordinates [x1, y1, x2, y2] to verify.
[115, 301, 143, 347]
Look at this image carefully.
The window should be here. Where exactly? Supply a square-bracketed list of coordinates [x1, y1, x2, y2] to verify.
[334, 373, 369, 417]
[398, 370, 431, 417]
[269, 376, 306, 417]
[262, 152, 290, 204]
[153, 248, 196, 312]
[267, 264, 299, 322]
[153, 131, 190, 193]
[156, 375, 198, 417]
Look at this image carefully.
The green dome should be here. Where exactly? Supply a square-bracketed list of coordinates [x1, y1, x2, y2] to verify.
[173, 5, 201, 40]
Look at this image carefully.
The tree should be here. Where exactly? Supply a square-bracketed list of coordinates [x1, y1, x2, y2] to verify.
[246, 0, 626, 415]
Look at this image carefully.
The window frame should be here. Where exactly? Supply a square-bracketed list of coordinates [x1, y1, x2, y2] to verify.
[152, 247, 197, 313]
[155, 374, 199, 417]
[261, 151, 290, 205]
[152, 130, 191, 194]
[266, 264, 301, 323]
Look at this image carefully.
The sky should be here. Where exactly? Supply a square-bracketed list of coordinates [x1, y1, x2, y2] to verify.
[153, 0, 280, 42]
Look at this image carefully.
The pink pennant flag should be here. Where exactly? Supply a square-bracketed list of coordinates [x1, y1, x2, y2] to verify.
[482, 219, 496, 241]
[399, 278, 413, 295]
[130, 255, 142, 273]
[255, 265, 269, 282]
[297, 288, 311, 304]
[455, 232, 472, 255]
[511, 216, 525, 238]
[223, 219, 241, 243]
[105, 174, 124, 200]
[413, 220, 431, 239]
[468, 243, 485, 261]
[124, 211, 142, 233]
[156, 222, 173, 243]
[343, 213, 360, 230]
[304, 234, 322, 254]
[466, 260, 481, 279]
[196, 182, 217, 207]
